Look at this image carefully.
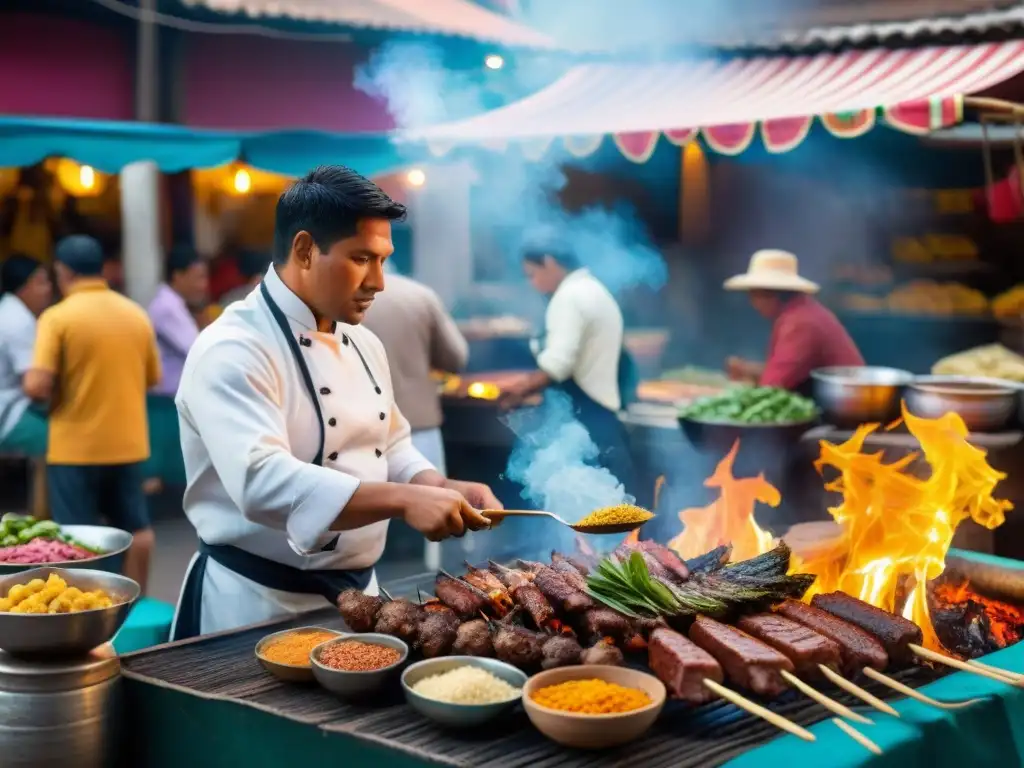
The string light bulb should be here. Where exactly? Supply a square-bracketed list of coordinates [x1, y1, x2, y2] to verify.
[406, 168, 427, 188]
[484, 54, 504, 70]
[233, 168, 252, 194]
[79, 165, 96, 191]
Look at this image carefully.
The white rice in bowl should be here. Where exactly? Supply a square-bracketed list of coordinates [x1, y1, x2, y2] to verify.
[411, 665, 521, 705]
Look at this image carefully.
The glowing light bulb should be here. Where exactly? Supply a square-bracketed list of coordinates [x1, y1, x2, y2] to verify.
[79, 165, 96, 190]
[484, 54, 504, 70]
[233, 168, 252, 194]
[406, 168, 427, 187]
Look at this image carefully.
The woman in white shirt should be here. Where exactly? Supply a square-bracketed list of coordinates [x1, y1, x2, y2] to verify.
[502, 249, 636, 490]
[171, 166, 500, 639]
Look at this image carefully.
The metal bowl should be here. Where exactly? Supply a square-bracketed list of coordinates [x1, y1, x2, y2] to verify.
[255, 626, 346, 683]
[811, 366, 913, 428]
[906, 376, 1022, 432]
[0, 525, 133, 576]
[677, 414, 818, 453]
[402, 656, 526, 728]
[310, 633, 408, 700]
[0, 567, 140, 656]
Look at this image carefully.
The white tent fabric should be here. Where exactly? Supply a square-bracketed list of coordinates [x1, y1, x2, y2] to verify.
[403, 41, 1024, 145]
[181, 0, 557, 48]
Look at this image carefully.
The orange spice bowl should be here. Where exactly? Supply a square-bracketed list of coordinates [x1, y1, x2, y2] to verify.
[522, 665, 666, 749]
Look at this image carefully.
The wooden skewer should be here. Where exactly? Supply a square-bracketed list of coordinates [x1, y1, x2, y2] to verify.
[702, 679, 816, 742]
[833, 718, 882, 755]
[863, 667, 983, 710]
[910, 644, 1023, 686]
[780, 670, 873, 724]
[968, 659, 1024, 684]
[817, 665, 900, 718]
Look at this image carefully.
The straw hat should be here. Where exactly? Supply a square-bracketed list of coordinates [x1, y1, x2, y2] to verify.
[723, 249, 820, 294]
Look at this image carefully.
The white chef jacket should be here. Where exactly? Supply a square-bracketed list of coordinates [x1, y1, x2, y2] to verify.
[531, 268, 624, 411]
[171, 266, 434, 636]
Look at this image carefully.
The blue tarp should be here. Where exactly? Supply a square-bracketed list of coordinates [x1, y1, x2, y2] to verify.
[0, 116, 420, 177]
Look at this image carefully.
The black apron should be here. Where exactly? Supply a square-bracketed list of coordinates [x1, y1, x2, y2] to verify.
[172, 282, 373, 641]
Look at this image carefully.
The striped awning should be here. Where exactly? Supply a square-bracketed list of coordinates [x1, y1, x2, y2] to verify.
[406, 41, 1024, 160]
[181, 0, 557, 49]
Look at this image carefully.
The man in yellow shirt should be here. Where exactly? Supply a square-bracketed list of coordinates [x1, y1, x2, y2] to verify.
[24, 235, 161, 590]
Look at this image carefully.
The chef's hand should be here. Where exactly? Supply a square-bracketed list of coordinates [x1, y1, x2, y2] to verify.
[398, 485, 492, 542]
[444, 479, 502, 513]
[727, 356, 757, 382]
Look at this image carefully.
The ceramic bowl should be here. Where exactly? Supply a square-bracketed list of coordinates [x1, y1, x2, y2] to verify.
[522, 665, 666, 749]
[310, 633, 408, 699]
[254, 626, 346, 683]
[402, 656, 527, 728]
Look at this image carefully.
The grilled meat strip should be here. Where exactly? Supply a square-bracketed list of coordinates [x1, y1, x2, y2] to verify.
[462, 563, 515, 616]
[689, 615, 794, 698]
[511, 583, 556, 630]
[374, 599, 423, 644]
[489, 560, 533, 589]
[551, 551, 593, 576]
[580, 607, 633, 644]
[648, 627, 723, 703]
[736, 612, 841, 679]
[517, 559, 547, 574]
[580, 637, 624, 666]
[637, 541, 690, 583]
[336, 589, 383, 632]
[435, 572, 490, 619]
[541, 635, 583, 669]
[418, 612, 459, 658]
[453, 619, 494, 657]
[533, 565, 595, 614]
[812, 592, 922, 666]
[775, 599, 888, 675]
[491, 621, 545, 670]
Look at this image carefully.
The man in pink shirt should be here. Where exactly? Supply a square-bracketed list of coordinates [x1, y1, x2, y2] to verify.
[724, 250, 864, 393]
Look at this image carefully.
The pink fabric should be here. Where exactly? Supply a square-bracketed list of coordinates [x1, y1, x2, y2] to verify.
[760, 296, 864, 391]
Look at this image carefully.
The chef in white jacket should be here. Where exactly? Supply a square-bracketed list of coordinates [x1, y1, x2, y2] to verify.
[171, 165, 500, 639]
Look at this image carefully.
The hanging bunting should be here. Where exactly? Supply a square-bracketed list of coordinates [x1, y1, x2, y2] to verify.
[701, 123, 757, 156]
[563, 134, 605, 157]
[821, 109, 876, 139]
[664, 128, 698, 147]
[885, 96, 963, 134]
[612, 132, 661, 163]
[761, 116, 815, 154]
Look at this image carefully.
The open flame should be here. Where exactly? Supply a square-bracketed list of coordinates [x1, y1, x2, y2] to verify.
[794, 405, 1013, 650]
[667, 440, 778, 562]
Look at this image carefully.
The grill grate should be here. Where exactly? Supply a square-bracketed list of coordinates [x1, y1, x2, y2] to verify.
[122, 608, 939, 768]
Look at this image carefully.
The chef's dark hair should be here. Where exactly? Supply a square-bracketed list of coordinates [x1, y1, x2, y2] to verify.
[273, 165, 407, 266]
[522, 248, 580, 271]
[166, 245, 201, 281]
[0, 254, 42, 295]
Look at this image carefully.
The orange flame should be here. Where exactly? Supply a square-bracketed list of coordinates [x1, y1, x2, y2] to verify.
[793, 405, 1013, 650]
[668, 440, 778, 562]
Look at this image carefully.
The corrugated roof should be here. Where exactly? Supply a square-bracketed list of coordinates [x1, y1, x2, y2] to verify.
[179, 0, 558, 49]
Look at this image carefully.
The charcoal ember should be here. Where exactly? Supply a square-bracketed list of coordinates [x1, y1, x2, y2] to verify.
[932, 600, 1000, 659]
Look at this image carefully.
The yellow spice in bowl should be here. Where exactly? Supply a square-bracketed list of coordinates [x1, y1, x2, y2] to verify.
[532, 679, 651, 714]
[260, 629, 339, 666]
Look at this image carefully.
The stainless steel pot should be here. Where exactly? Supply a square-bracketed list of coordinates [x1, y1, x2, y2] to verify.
[810, 366, 913, 427]
[905, 376, 1022, 432]
[0, 643, 121, 768]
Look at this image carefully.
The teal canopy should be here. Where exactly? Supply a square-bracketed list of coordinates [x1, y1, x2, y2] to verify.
[0, 116, 420, 178]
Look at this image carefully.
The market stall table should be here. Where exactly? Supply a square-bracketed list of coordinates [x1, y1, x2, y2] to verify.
[117, 550, 1024, 768]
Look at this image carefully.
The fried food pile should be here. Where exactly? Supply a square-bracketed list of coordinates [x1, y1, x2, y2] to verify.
[0, 573, 115, 614]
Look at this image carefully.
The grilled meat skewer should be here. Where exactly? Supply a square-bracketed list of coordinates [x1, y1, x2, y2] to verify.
[487, 561, 557, 630]
[648, 627, 724, 704]
[736, 613, 842, 680]
[580, 637, 624, 666]
[541, 635, 583, 669]
[374, 598, 423, 644]
[689, 615, 794, 698]
[463, 562, 515, 616]
[336, 589, 383, 632]
[490, 618, 545, 670]
[533, 565, 595, 614]
[775, 599, 888, 675]
[453, 618, 494, 657]
[812, 592, 922, 666]
[579, 607, 633, 644]
[435, 571, 491, 619]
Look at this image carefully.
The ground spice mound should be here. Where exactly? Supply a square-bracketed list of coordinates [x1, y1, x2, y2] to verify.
[532, 679, 651, 714]
[575, 505, 654, 529]
[260, 629, 339, 666]
[318, 640, 402, 671]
